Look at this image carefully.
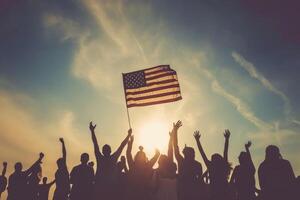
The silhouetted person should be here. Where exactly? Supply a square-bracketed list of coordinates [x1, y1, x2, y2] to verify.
[0, 162, 8, 198]
[295, 176, 300, 199]
[37, 177, 55, 200]
[258, 145, 296, 200]
[7, 153, 44, 200]
[26, 163, 42, 200]
[126, 135, 160, 200]
[53, 138, 70, 200]
[69, 153, 94, 200]
[89, 122, 132, 200]
[151, 131, 177, 200]
[115, 156, 129, 200]
[230, 141, 256, 200]
[172, 121, 203, 200]
[194, 130, 232, 200]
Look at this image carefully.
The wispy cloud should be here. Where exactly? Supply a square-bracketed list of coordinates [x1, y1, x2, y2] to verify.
[232, 52, 291, 115]
[202, 68, 273, 130]
[44, 14, 85, 41]
[200, 67, 300, 157]
[292, 120, 300, 125]
[0, 89, 91, 179]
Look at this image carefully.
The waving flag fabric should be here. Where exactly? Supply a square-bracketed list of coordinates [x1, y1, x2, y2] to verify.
[122, 65, 182, 108]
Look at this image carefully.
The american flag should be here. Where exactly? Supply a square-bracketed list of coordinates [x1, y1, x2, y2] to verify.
[122, 65, 182, 108]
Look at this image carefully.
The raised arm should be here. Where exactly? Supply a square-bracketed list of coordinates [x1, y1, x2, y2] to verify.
[172, 121, 184, 163]
[167, 132, 174, 162]
[89, 122, 102, 157]
[59, 138, 66, 162]
[2, 162, 7, 176]
[223, 129, 230, 162]
[48, 179, 56, 187]
[245, 141, 255, 171]
[194, 131, 210, 168]
[24, 152, 44, 176]
[230, 167, 238, 184]
[148, 149, 160, 168]
[126, 135, 134, 170]
[113, 129, 132, 161]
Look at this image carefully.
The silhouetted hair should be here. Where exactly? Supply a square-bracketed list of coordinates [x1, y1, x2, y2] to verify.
[265, 145, 281, 161]
[158, 154, 168, 166]
[14, 162, 22, 171]
[56, 158, 64, 168]
[42, 177, 48, 184]
[211, 153, 232, 179]
[239, 151, 248, 164]
[102, 144, 111, 157]
[80, 153, 89, 164]
[88, 161, 94, 167]
[182, 146, 195, 160]
[134, 146, 147, 164]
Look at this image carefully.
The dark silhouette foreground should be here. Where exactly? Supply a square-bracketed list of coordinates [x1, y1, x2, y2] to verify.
[1, 121, 299, 200]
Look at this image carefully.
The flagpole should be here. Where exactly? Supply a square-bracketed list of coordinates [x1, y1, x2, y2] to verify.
[126, 106, 132, 129]
[122, 73, 132, 129]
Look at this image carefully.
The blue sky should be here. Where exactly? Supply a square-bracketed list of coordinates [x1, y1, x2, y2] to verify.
[0, 0, 300, 196]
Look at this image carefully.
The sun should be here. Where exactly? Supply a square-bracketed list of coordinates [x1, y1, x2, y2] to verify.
[136, 120, 170, 154]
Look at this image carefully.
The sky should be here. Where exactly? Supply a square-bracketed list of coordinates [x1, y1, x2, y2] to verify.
[0, 0, 300, 197]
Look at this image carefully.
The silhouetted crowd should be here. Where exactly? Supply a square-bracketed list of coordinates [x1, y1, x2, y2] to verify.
[0, 121, 299, 200]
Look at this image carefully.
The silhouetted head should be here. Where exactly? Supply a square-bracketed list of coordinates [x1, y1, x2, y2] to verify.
[182, 146, 195, 160]
[14, 162, 23, 172]
[158, 154, 168, 167]
[211, 153, 223, 165]
[102, 144, 111, 157]
[80, 153, 89, 164]
[265, 145, 281, 161]
[56, 158, 64, 169]
[88, 161, 94, 168]
[211, 153, 232, 179]
[238, 151, 248, 165]
[42, 177, 47, 184]
[121, 156, 126, 163]
[134, 146, 147, 166]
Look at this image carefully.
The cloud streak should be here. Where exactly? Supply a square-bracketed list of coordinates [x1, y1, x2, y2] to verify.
[202, 68, 273, 130]
[232, 52, 291, 115]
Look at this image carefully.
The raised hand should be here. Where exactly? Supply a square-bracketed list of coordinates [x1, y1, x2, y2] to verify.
[89, 121, 97, 132]
[173, 120, 182, 132]
[224, 129, 231, 139]
[245, 141, 252, 149]
[129, 135, 134, 144]
[39, 152, 44, 160]
[193, 130, 201, 141]
[128, 128, 132, 136]
[59, 138, 64, 143]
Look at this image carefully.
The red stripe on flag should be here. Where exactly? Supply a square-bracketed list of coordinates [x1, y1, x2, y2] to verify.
[147, 79, 178, 87]
[127, 96, 182, 108]
[145, 68, 171, 76]
[145, 71, 176, 81]
[126, 91, 181, 101]
[125, 84, 180, 95]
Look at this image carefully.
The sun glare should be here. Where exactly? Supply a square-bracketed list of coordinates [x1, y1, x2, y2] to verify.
[137, 120, 170, 155]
